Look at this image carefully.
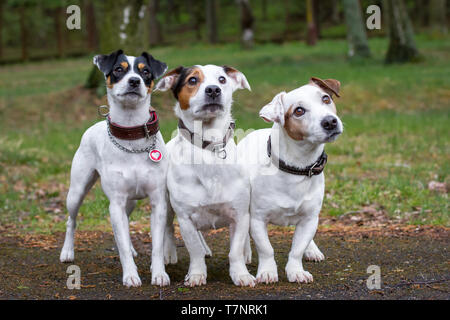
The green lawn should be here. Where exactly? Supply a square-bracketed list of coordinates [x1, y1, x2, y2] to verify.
[0, 35, 449, 233]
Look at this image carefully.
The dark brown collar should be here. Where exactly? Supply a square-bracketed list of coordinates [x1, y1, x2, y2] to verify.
[267, 136, 327, 177]
[178, 119, 235, 157]
[107, 110, 159, 140]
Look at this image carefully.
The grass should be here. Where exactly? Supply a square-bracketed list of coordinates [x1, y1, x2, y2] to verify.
[0, 34, 449, 233]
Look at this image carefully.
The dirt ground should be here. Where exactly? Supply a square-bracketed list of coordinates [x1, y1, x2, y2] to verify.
[0, 225, 448, 300]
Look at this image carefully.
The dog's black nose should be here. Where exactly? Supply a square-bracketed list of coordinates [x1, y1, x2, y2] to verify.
[128, 77, 141, 88]
[205, 85, 221, 99]
[321, 116, 338, 131]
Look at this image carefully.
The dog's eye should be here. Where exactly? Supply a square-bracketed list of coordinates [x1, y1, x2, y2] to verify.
[293, 107, 305, 117]
[322, 95, 331, 104]
[142, 69, 150, 77]
[188, 77, 198, 85]
[219, 76, 226, 84]
[114, 66, 123, 73]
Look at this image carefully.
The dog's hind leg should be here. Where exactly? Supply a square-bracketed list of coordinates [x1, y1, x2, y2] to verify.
[244, 233, 252, 264]
[164, 203, 178, 264]
[60, 149, 98, 263]
[304, 239, 325, 262]
[125, 200, 138, 257]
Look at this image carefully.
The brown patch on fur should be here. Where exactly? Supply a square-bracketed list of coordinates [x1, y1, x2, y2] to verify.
[310, 77, 341, 98]
[138, 63, 145, 70]
[284, 105, 307, 141]
[178, 68, 205, 110]
[106, 76, 113, 89]
[120, 61, 129, 69]
[147, 80, 154, 93]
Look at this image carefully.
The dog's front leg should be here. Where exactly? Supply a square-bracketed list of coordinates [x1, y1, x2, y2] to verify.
[149, 190, 170, 286]
[163, 203, 178, 265]
[285, 214, 319, 283]
[250, 217, 278, 284]
[177, 215, 208, 287]
[109, 199, 141, 287]
[229, 214, 256, 287]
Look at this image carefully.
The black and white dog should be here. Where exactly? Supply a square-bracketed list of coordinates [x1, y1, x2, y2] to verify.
[59, 50, 171, 287]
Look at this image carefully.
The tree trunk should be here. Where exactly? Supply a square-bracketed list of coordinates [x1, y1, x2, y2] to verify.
[0, 1, 3, 60]
[261, 0, 267, 20]
[306, 0, 317, 45]
[384, 0, 420, 63]
[86, 0, 125, 91]
[331, 0, 340, 24]
[85, 0, 98, 52]
[239, 0, 254, 48]
[54, 7, 64, 58]
[342, 0, 371, 58]
[122, 0, 144, 52]
[206, 0, 218, 44]
[19, 6, 28, 61]
[429, 0, 448, 35]
[148, 0, 162, 46]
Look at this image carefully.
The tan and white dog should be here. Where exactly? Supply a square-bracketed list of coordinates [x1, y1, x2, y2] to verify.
[237, 77, 343, 284]
[155, 64, 256, 287]
[60, 50, 170, 287]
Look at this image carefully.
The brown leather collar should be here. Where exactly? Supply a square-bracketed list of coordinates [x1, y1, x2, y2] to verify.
[107, 110, 159, 140]
[267, 136, 327, 177]
[178, 119, 235, 153]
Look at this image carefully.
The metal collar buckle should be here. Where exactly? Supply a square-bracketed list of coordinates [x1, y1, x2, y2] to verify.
[308, 161, 318, 177]
[211, 143, 227, 159]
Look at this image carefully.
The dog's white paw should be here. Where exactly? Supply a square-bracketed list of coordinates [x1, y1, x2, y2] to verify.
[231, 272, 256, 287]
[164, 243, 178, 265]
[152, 272, 170, 287]
[184, 273, 207, 287]
[286, 269, 313, 283]
[60, 247, 74, 262]
[256, 270, 278, 284]
[123, 272, 142, 287]
[304, 248, 324, 262]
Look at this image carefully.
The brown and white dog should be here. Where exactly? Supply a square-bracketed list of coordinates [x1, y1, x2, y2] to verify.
[237, 77, 343, 284]
[155, 64, 256, 287]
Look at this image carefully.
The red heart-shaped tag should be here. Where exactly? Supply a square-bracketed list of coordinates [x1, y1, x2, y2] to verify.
[149, 149, 162, 162]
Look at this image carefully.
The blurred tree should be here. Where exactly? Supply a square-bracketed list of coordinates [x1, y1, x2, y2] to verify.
[331, 0, 340, 24]
[148, 0, 163, 46]
[186, 0, 203, 40]
[206, 0, 218, 43]
[122, 0, 144, 53]
[53, 5, 64, 58]
[85, 0, 98, 52]
[306, 0, 317, 45]
[238, 0, 254, 48]
[429, 0, 447, 35]
[0, 0, 3, 59]
[384, 0, 420, 63]
[343, 0, 371, 58]
[261, 0, 267, 20]
[19, 4, 29, 60]
[86, 0, 125, 92]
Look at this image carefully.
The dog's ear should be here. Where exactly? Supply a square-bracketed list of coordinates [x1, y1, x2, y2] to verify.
[93, 49, 123, 76]
[309, 77, 341, 98]
[223, 66, 251, 91]
[141, 52, 168, 79]
[259, 92, 287, 126]
[155, 66, 184, 92]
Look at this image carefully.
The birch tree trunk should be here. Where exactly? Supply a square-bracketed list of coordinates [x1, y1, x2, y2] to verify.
[343, 0, 371, 58]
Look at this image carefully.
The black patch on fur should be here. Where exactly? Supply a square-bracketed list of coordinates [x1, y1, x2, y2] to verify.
[94, 49, 132, 86]
[134, 52, 167, 87]
[171, 66, 192, 100]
